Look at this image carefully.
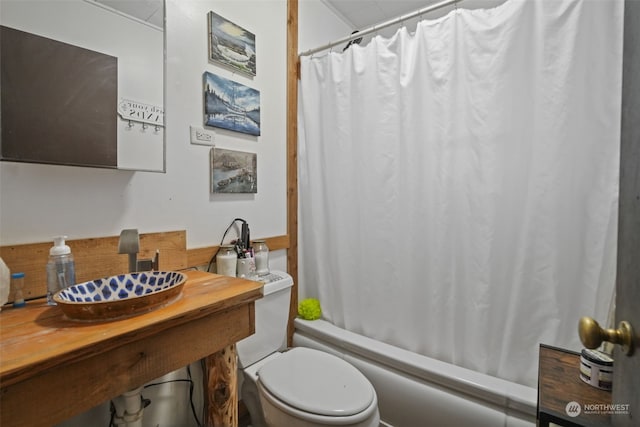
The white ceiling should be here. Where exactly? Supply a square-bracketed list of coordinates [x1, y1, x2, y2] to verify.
[325, 0, 508, 29]
[323, 0, 444, 29]
[89, 0, 503, 40]
[90, 0, 163, 29]
[90, 0, 443, 34]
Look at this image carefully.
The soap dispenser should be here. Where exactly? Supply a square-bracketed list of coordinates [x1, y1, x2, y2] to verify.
[46, 236, 76, 305]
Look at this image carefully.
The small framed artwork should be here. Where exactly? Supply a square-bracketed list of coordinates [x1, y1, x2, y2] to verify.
[210, 147, 257, 194]
[208, 11, 256, 76]
[203, 71, 260, 136]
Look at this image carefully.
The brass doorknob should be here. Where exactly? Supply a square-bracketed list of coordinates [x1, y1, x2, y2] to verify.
[578, 317, 634, 356]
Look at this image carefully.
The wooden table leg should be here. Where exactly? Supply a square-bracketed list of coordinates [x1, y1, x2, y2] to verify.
[204, 344, 238, 427]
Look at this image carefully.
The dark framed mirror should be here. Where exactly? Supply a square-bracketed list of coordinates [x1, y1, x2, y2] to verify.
[0, 0, 165, 172]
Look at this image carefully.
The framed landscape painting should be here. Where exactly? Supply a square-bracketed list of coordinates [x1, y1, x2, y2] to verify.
[210, 147, 257, 194]
[208, 11, 256, 76]
[203, 71, 260, 136]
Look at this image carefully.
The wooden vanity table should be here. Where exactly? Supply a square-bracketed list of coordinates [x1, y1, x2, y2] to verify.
[538, 344, 612, 427]
[0, 271, 263, 427]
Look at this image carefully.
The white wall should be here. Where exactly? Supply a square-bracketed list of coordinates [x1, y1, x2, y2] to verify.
[0, 0, 165, 172]
[1, 1, 286, 425]
[0, 1, 351, 426]
[0, 0, 288, 263]
[299, 0, 352, 53]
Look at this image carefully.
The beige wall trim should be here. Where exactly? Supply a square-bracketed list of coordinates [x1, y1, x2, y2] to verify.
[0, 232, 290, 302]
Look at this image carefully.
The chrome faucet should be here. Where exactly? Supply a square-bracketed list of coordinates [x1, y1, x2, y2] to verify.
[118, 229, 139, 273]
[118, 229, 160, 273]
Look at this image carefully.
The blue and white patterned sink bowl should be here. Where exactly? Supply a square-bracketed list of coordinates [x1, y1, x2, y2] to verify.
[53, 271, 187, 321]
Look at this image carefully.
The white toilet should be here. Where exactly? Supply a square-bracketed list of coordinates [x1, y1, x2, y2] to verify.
[237, 271, 380, 427]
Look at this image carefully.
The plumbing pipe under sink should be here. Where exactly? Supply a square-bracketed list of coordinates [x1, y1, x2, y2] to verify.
[113, 230, 152, 427]
[111, 387, 146, 427]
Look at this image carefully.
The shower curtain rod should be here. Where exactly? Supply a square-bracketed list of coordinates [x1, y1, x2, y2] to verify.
[299, 0, 463, 57]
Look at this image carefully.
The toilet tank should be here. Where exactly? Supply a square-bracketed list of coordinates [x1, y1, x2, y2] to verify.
[236, 271, 293, 368]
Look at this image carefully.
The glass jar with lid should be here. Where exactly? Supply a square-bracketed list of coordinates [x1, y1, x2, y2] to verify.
[216, 245, 237, 277]
[253, 240, 269, 275]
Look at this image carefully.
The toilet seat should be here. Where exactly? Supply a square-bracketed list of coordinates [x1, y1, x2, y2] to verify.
[257, 379, 379, 426]
[257, 347, 376, 419]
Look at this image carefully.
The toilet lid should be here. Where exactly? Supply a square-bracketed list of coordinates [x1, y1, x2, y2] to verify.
[258, 347, 374, 417]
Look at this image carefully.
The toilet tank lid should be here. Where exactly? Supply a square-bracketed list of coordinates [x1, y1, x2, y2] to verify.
[257, 347, 375, 417]
[257, 271, 293, 296]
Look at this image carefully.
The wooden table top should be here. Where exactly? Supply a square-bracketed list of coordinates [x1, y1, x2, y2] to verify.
[538, 344, 612, 427]
[0, 270, 263, 388]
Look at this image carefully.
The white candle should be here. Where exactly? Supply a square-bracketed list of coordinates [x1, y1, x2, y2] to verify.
[255, 251, 269, 275]
[216, 247, 237, 277]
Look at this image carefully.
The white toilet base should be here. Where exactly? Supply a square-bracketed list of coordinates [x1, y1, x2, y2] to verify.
[240, 351, 380, 427]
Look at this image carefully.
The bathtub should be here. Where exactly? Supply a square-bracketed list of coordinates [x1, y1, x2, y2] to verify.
[293, 318, 537, 427]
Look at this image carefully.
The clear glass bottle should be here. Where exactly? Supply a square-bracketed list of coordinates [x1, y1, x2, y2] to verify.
[216, 244, 238, 277]
[253, 240, 270, 275]
[11, 272, 26, 308]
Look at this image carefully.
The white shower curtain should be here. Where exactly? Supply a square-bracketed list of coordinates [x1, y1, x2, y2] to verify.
[298, 0, 623, 387]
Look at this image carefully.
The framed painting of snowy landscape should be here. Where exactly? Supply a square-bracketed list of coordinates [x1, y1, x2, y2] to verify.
[208, 11, 256, 76]
[210, 147, 257, 194]
[203, 72, 261, 136]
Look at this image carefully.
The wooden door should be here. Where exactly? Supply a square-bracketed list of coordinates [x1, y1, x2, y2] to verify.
[612, 1, 640, 426]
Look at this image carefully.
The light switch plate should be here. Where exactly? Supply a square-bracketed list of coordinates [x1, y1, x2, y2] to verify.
[190, 126, 214, 145]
